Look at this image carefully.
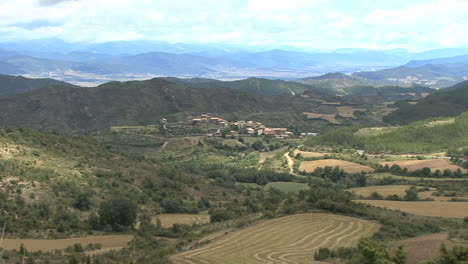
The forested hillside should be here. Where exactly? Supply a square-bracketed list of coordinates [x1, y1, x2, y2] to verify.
[0, 74, 74, 95]
[306, 112, 468, 153]
[0, 78, 343, 134]
[384, 80, 468, 124]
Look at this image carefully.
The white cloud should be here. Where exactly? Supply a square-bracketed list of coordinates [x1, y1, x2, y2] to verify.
[0, 0, 466, 50]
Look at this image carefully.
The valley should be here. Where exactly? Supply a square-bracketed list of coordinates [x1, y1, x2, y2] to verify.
[0, 40, 468, 264]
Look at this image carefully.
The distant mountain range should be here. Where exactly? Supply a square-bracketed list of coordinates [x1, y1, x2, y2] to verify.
[352, 54, 468, 88]
[0, 40, 467, 86]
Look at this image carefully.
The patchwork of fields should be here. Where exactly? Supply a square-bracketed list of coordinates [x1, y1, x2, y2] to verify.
[171, 213, 380, 264]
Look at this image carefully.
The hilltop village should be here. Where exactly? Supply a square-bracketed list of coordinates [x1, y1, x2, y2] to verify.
[191, 114, 311, 139]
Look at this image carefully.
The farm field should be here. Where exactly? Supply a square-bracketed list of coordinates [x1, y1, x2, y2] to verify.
[390, 233, 465, 264]
[347, 185, 454, 201]
[380, 159, 466, 172]
[304, 112, 341, 124]
[299, 159, 374, 173]
[294, 150, 333, 158]
[171, 213, 380, 264]
[0, 235, 133, 253]
[369, 173, 468, 181]
[357, 200, 468, 218]
[265, 182, 309, 193]
[336, 106, 365, 118]
[156, 214, 211, 228]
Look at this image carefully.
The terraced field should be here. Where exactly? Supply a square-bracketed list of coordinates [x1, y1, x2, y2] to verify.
[157, 214, 210, 228]
[299, 159, 374, 174]
[380, 159, 466, 173]
[171, 213, 380, 264]
[357, 200, 468, 218]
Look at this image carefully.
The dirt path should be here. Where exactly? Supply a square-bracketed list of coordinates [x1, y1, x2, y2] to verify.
[158, 141, 169, 152]
[284, 152, 295, 174]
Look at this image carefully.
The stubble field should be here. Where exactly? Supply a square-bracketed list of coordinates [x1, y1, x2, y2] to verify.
[171, 213, 380, 264]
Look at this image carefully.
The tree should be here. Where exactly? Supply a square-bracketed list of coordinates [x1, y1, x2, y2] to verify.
[251, 141, 265, 151]
[99, 197, 138, 231]
[404, 186, 419, 201]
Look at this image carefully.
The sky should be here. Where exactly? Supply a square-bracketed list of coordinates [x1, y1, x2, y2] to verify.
[0, 0, 467, 51]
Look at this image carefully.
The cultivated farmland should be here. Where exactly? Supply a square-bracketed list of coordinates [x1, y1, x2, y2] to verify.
[294, 150, 332, 158]
[0, 235, 133, 253]
[357, 200, 468, 218]
[171, 213, 380, 264]
[336, 106, 365, 118]
[390, 233, 465, 264]
[380, 159, 466, 172]
[299, 159, 374, 174]
[157, 214, 211, 228]
[303, 112, 341, 124]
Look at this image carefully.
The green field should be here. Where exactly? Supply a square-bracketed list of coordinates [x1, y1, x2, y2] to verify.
[265, 182, 309, 193]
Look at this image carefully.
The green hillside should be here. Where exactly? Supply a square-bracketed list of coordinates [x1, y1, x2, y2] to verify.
[163, 77, 333, 96]
[0, 74, 74, 95]
[384, 80, 468, 124]
[306, 112, 468, 153]
[0, 78, 355, 134]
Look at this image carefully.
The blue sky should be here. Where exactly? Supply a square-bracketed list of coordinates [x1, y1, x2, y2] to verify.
[0, 0, 467, 51]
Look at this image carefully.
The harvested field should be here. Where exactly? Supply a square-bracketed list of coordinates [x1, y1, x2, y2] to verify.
[380, 159, 466, 173]
[369, 173, 468, 182]
[0, 235, 133, 253]
[304, 112, 341, 124]
[347, 185, 449, 201]
[357, 200, 468, 218]
[265, 182, 309, 193]
[171, 213, 380, 264]
[294, 150, 332, 158]
[336, 106, 364, 118]
[299, 159, 374, 174]
[157, 214, 210, 228]
[390, 233, 466, 264]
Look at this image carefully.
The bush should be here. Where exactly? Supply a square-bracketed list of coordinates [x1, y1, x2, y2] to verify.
[98, 197, 138, 231]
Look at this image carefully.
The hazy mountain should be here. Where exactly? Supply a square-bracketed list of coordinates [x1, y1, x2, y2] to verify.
[352, 64, 468, 88]
[405, 54, 468, 67]
[384, 80, 468, 124]
[0, 74, 75, 95]
[0, 61, 25, 75]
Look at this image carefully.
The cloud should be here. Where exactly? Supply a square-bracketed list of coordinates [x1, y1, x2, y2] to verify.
[38, 0, 78, 6]
[0, 0, 466, 51]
